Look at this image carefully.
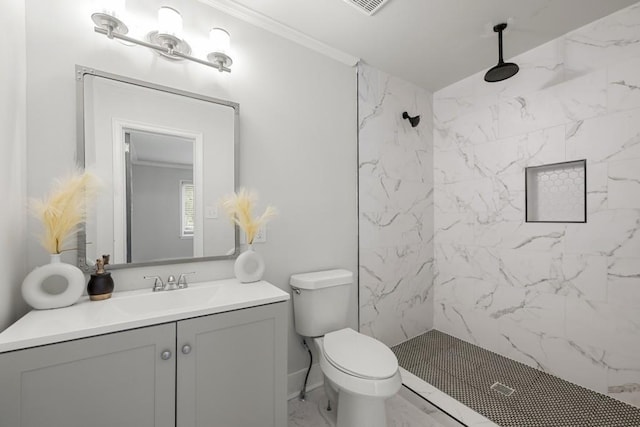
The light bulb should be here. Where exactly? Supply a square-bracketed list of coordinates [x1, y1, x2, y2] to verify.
[209, 28, 230, 55]
[99, 0, 126, 18]
[158, 6, 182, 37]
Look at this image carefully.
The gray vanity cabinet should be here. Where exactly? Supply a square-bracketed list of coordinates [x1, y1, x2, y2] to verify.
[177, 303, 288, 427]
[0, 302, 287, 427]
[0, 323, 177, 427]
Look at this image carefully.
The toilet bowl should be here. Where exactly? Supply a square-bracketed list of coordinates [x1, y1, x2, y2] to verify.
[314, 328, 402, 427]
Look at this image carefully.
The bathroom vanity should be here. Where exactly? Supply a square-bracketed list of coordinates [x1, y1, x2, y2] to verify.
[0, 279, 289, 427]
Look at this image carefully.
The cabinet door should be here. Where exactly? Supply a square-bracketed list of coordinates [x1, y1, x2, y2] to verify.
[177, 302, 287, 427]
[0, 323, 176, 427]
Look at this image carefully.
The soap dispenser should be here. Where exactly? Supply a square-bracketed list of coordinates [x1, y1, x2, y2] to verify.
[87, 255, 115, 301]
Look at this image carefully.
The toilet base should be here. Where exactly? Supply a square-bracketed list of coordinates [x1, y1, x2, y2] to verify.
[336, 389, 388, 427]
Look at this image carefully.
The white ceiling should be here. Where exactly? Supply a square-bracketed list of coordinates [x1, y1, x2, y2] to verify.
[207, 0, 638, 91]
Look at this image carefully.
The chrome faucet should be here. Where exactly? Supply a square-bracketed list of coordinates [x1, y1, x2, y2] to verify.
[144, 273, 195, 292]
[144, 275, 165, 292]
[165, 275, 178, 291]
[178, 272, 195, 289]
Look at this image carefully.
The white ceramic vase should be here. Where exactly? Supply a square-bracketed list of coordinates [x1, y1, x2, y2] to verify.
[21, 254, 86, 310]
[234, 244, 265, 283]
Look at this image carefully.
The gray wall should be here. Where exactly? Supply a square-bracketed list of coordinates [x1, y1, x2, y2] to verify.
[17, 0, 358, 392]
[0, 0, 27, 330]
[131, 164, 193, 262]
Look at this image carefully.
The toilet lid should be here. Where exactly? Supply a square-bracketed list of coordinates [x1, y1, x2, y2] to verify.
[323, 328, 398, 380]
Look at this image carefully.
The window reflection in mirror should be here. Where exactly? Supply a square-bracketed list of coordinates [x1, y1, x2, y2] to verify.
[180, 180, 195, 239]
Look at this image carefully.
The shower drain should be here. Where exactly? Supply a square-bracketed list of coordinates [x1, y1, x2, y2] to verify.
[491, 382, 515, 396]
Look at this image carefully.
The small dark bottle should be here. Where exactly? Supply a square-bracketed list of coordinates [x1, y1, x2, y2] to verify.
[87, 255, 115, 301]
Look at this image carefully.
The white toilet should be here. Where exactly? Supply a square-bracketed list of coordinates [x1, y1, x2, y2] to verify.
[290, 269, 402, 427]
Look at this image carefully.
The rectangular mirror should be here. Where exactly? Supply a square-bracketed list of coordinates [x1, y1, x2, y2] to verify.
[77, 66, 239, 271]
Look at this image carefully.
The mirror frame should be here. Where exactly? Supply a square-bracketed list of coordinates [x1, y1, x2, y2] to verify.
[76, 65, 240, 271]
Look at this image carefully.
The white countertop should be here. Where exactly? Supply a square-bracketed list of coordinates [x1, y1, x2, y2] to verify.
[0, 279, 290, 353]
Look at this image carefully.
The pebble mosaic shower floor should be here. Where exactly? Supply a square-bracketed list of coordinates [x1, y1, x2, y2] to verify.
[392, 330, 640, 427]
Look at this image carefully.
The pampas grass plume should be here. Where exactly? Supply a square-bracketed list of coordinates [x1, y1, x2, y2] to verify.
[30, 170, 100, 254]
[221, 188, 277, 245]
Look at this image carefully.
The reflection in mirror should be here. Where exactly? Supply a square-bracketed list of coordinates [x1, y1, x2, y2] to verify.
[126, 130, 195, 263]
[77, 66, 239, 270]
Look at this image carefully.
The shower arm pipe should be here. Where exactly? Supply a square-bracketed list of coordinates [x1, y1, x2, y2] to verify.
[498, 30, 503, 63]
[94, 26, 232, 73]
[496, 25, 505, 65]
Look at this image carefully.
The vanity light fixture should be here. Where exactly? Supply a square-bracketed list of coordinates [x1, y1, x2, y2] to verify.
[91, 2, 233, 73]
[147, 6, 192, 59]
[208, 28, 233, 69]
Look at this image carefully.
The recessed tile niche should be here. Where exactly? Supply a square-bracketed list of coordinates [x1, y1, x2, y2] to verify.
[525, 160, 587, 223]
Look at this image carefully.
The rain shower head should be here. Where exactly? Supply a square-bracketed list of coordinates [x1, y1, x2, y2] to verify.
[484, 23, 519, 83]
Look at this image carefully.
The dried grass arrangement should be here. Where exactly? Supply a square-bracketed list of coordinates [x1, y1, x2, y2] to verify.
[30, 171, 100, 254]
[221, 188, 277, 245]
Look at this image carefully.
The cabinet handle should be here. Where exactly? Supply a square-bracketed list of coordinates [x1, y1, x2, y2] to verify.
[161, 350, 172, 360]
[182, 344, 192, 355]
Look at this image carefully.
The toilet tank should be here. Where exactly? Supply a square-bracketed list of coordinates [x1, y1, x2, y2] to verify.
[290, 269, 353, 337]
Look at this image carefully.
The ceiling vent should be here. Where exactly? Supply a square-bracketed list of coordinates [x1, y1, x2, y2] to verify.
[342, 0, 390, 16]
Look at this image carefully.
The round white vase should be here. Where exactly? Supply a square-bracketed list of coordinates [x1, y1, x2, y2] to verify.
[21, 254, 86, 310]
[234, 245, 265, 283]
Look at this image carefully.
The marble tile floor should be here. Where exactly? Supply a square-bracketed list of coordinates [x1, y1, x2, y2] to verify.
[288, 384, 464, 427]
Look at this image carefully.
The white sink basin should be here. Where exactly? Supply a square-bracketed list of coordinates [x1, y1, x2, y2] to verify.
[112, 284, 221, 315]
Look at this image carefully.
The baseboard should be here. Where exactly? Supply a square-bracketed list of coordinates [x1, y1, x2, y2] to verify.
[287, 363, 324, 400]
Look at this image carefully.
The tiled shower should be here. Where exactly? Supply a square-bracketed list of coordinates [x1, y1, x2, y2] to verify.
[359, 1, 640, 410]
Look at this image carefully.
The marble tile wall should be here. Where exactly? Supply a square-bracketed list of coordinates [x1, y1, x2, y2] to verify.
[358, 62, 434, 347]
[433, 2, 640, 407]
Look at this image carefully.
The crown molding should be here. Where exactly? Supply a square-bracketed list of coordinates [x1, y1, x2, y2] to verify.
[198, 0, 359, 67]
